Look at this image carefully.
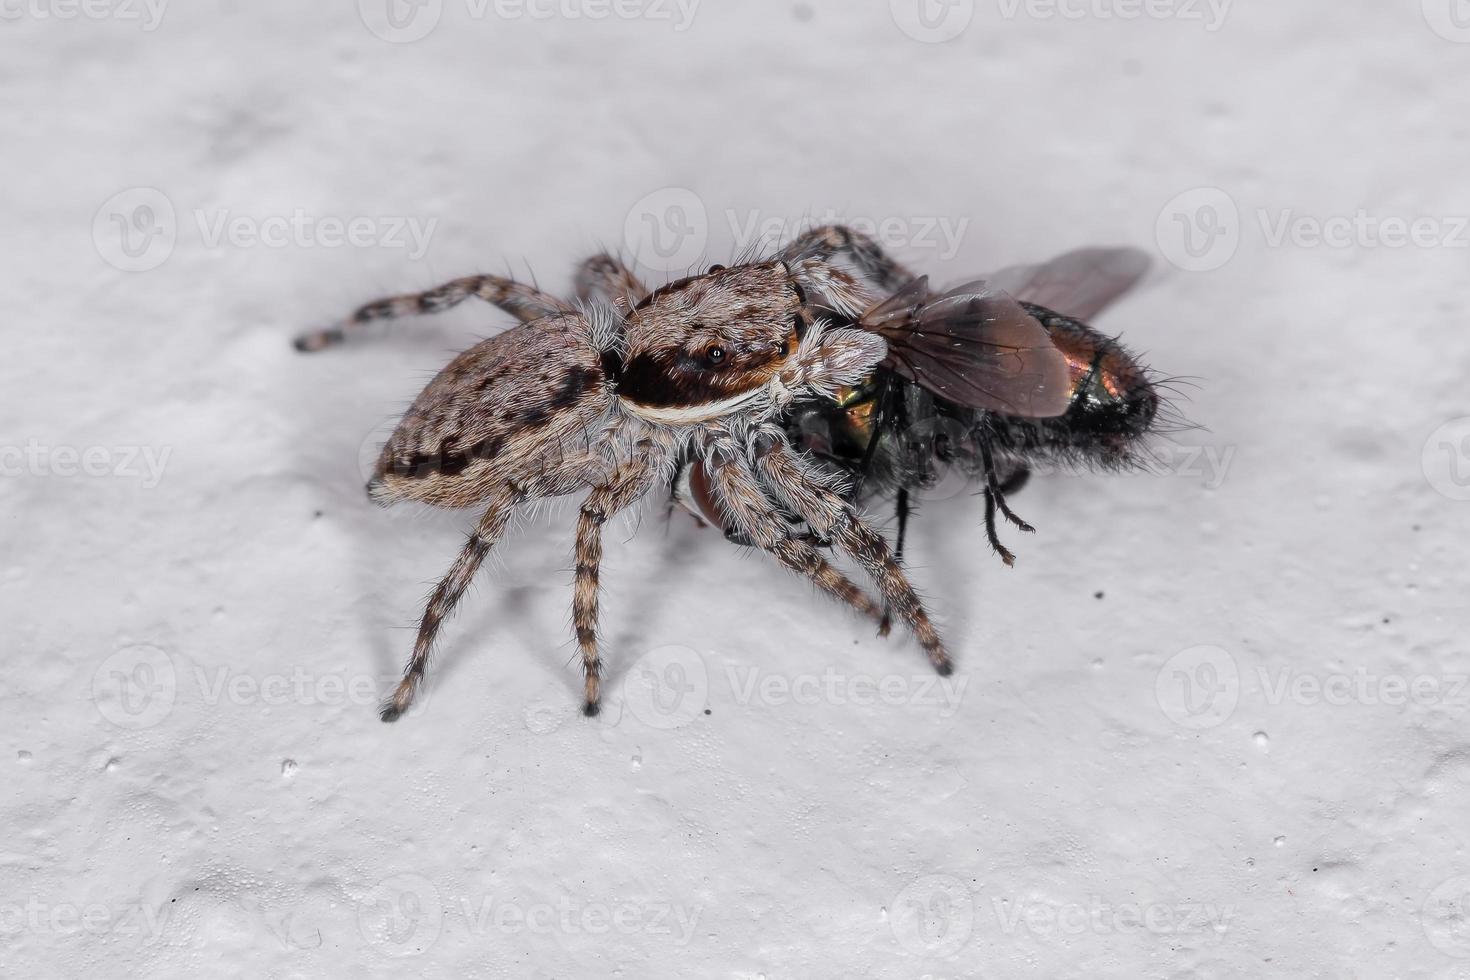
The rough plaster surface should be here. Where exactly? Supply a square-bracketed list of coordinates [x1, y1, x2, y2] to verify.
[4, 1, 1470, 977]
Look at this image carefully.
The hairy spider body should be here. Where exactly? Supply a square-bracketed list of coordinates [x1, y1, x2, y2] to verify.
[298, 238, 952, 721]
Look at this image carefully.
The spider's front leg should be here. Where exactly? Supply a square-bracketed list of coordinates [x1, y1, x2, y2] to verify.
[573, 457, 658, 716]
[770, 322, 890, 412]
[294, 273, 574, 352]
[750, 427, 952, 676]
[701, 440, 883, 627]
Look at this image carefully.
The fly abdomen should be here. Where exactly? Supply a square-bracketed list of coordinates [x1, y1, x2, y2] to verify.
[986, 304, 1161, 465]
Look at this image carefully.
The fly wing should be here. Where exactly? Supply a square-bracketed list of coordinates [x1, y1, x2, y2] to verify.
[860, 276, 1072, 418]
[987, 246, 1151, 321]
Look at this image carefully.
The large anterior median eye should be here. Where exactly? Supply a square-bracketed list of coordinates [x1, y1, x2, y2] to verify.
[703, 346, 727, 368]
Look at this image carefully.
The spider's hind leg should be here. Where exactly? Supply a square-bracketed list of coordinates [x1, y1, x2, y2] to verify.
[574, 460, 656, 716]
[295, 274, 574, 352]
[572, 253, 649, 314]
[780, 224, 917, 294]
[381, 485, 524, 722]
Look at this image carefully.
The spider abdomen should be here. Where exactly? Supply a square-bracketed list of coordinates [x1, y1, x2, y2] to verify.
[369, 315, 613, 509]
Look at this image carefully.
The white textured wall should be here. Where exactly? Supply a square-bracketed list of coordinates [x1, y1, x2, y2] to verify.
[4, 1, 1470, 976]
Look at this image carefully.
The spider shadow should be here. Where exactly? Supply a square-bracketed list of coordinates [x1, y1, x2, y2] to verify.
[601, 504, 707, 658]
[284, 317, 528, 696]
[361, 500, 579, 697]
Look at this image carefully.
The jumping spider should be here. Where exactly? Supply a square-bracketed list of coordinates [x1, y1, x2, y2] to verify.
[296, 227, 955, 721]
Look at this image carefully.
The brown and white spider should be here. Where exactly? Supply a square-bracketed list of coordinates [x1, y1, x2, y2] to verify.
[296, 227, 954, 721]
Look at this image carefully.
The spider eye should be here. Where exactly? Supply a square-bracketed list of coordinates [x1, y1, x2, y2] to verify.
[707, 264, 726, 274]
[705, 346, 726, 366]
[778, 340, 790, 358]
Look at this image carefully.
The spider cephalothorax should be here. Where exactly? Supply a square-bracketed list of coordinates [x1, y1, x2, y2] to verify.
[617, 262, 802, 412]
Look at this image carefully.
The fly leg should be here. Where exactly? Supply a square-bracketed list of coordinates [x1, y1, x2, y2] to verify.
[979, 438, 1033, 568]
[876, 487, 911, 638]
